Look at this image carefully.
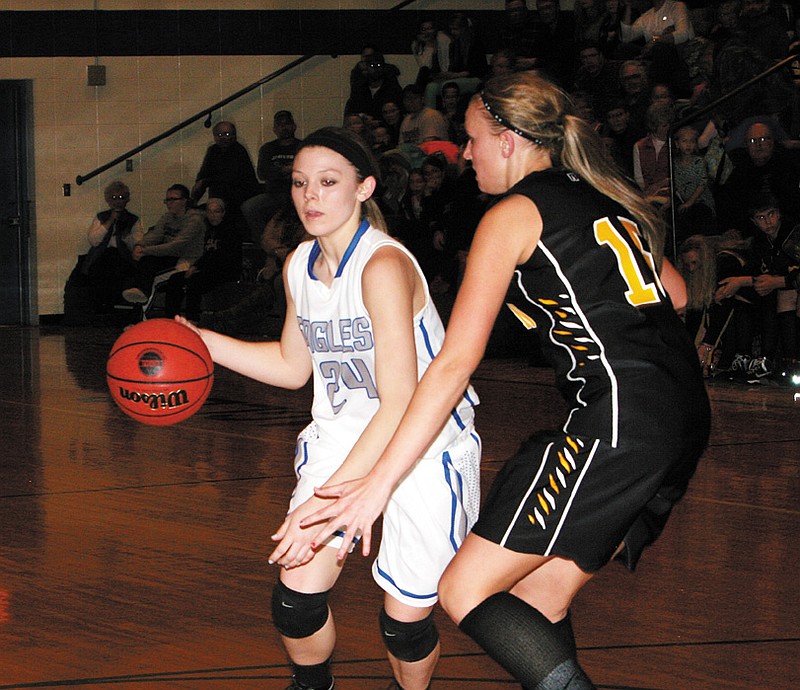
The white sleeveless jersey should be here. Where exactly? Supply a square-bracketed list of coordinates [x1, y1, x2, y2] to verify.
[286, 221, 478, 458]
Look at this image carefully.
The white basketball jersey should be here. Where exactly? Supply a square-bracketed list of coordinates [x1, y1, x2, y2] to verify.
[286, 221, 478, 457]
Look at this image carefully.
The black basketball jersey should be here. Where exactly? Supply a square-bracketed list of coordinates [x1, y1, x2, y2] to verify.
[504, 168, 701, 447]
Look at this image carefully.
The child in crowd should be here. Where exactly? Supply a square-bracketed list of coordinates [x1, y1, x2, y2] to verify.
[672, 125, 716, 239]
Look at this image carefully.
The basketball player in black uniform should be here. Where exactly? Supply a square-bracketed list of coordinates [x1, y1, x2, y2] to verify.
[303, 73, 710, 689]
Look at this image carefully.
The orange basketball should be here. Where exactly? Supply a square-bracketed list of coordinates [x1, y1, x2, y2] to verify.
[106, 319, 214, 426]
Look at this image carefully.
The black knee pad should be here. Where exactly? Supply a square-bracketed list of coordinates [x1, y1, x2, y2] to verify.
[379, 607, 439, 662]
[271, 581, 330, 639]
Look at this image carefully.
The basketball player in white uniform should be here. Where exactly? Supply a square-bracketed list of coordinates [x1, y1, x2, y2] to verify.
[180, 127, 480, 690]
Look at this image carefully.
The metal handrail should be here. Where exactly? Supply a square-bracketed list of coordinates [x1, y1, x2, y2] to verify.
[76, 0, 421, 186]
[666, 47, 800, 257]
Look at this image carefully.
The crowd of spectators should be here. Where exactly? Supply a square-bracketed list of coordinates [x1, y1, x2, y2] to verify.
[67, 1, 800, 380]
[333, 1, 800, 379]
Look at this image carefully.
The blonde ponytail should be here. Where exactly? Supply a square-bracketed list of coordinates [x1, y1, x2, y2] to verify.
[560, 114, 665, 267]
[479, 73, 667, 267]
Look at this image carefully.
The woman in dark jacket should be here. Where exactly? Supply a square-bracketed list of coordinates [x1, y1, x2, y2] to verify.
[83, 180, 144, 312]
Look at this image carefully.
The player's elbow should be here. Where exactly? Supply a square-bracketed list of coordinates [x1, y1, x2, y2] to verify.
[284, 380, 307, 391]
[284, 362, 313, 390]
[282, 370, 311, 390]
[430, 347, 480, 397]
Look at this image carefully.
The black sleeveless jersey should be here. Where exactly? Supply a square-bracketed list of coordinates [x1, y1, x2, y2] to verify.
[504, 168, 703, 447]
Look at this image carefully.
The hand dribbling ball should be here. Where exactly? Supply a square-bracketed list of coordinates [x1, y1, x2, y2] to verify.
[106, 319, 214, 426]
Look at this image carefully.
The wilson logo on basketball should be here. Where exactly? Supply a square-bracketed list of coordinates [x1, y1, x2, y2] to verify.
[116, 388, 190, 410]
[138, 350, 164, 376]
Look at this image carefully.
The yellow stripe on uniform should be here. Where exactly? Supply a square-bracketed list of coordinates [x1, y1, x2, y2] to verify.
[506, 303, 538, 330]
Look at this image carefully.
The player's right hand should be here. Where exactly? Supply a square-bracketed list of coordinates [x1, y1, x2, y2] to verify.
[301, 476, 391, 562]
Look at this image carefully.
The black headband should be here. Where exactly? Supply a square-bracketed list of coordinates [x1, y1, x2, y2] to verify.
[298, 128, 380, 182]
[480, 92, 544, 146]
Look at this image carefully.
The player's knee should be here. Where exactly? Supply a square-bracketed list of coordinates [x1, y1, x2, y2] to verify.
[271, 581, 330, 639]
[379, 607, 439, 662]
[437, 570, 470, 624]
[437, 569, 454, 610]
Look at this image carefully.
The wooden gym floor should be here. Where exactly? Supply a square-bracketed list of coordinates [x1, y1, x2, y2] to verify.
[0, 324, 797, 689]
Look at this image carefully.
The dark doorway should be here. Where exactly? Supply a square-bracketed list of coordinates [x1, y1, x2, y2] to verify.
[0, 80, 33, 325]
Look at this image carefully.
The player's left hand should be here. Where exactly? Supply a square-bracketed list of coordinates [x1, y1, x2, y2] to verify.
[269, 500, 328, 569]
[174, 315, 201, 334]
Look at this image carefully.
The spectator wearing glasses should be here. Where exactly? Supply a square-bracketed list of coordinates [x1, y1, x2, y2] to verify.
[345, 47, 403, 122]
[718, 118, 800, 237]
[348, 44, 400, 93]
[122, 184, 205, 306]
[81, 180, 144, 314]
[191, 121, 260, 216]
